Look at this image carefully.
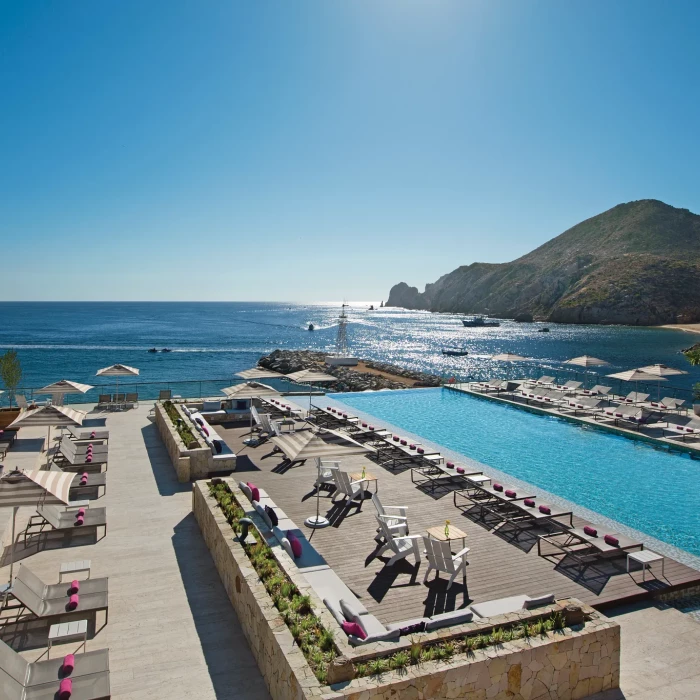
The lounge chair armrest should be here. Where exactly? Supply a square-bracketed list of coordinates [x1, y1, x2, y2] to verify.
[381, 505, 409, 512]
[377, 514, 407, 522]
[395, 535, 423, 543]
[452, 546, 471, 560]
[349, 478, 368, 487]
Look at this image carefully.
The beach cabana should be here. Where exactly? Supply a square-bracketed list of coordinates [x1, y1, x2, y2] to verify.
[0, 468, 74, 584]
[36, 379, 94, 407]
[271, 428, 374, 528]
[8, 404, 86, 456]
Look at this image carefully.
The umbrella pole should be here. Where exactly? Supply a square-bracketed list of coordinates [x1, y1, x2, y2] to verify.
[8, 506, 18, 587]
[305, 463, 330, 529]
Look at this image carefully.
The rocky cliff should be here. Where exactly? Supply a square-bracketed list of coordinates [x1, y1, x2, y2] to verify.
[386, 200, 700, 325]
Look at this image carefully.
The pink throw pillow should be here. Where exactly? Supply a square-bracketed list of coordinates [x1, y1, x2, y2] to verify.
[247, 483, 260, 502]
[341, 620, 367, 639]
[287, 531, 302, 558]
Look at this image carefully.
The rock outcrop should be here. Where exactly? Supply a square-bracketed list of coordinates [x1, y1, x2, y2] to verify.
[258, 350, 441, 392]
[386, 200, 700, 325]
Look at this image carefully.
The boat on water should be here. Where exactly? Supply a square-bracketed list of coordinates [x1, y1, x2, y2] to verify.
[442, 348, 469, 356]
[462, 315, 500, 328]
[308, 323, 315, 331]
[148, 348, 158, 353]
[537, 327, 550, 333]
[162, 348, 172, 352]
[368, 304, 374, 311]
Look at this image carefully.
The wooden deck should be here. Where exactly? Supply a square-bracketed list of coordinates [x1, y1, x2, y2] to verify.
[218, 422, 700, 625]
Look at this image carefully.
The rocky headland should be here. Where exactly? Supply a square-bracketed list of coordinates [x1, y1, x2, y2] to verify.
[387, 200, 700, 326]
[258, 349, 442, 392]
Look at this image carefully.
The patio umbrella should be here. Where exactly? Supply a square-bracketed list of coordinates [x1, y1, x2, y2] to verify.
[221, 382, 282, 435]
[235, 368, 285, 380]
[637, 364, 688, 400]
[490, 353, 529, 381]
[8, 404, 86, 457]
[36, 379, 94, 407]
[285, 370, 338, 410]
[95, 364, 140, 401]
[271, 428, 374, 528]
[606, 369, 665, 401]
[564, 356, 610, 367]
[0, 468, 74, 584]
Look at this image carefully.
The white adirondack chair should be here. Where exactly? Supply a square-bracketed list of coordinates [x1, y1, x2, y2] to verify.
[371, 493, 408, 540]
[331, 470, 367, 506]
[375, 517, 422, 566]
[423, 536, 470, 589]
[315, 458, 340, 490]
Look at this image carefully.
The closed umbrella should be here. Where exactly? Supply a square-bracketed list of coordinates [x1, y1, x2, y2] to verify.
[637, 364, 688, 400]
[8, 404, 85, 457]
[95, 364, 140, 406]
[271, 428, 374, 528]
[36, 379, 94, 407]
[0, 468, 74, 584]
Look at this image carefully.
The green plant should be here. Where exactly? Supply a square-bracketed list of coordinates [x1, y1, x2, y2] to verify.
[367, 658, 388, 676]
[390, 650, 410, 669]
[409, 639, 422, 665]
[0, 350, 22, 408]
[693, 381, 700, 403]
[684, 349, 700, 367]
[163, 400, 200, 447]
[490, 627, 505, 644]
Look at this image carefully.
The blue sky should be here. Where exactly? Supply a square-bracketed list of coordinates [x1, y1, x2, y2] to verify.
[2, 0, 699, 301]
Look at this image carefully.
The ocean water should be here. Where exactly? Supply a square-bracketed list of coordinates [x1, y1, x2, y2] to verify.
[0, 301, 698, 403]
[335, 388, 700, 557]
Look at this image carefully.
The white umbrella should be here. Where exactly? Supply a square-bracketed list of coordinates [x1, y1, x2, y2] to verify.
[286, 370, 338, 410]
[8, 405, 86, 457]
[96, 364, 139, 402]
[636, 364, 688, 400]
[0, 468, 74, 584]
[607, 369, 666, 401]
[271, 428, 374, 528]
[564, 356, 610, 367]
[221, 382, 282, 435]
[235, 368, 285, 380]
[36, 379, 94, 407]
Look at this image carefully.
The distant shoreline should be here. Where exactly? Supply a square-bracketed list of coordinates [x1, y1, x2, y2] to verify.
[660, 323, 700, 335]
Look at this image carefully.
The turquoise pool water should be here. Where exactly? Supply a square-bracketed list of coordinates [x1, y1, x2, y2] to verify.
[335, 388, 700, 557]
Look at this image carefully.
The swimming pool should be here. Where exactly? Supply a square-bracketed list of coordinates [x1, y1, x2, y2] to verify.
[334, 388, 700, 557]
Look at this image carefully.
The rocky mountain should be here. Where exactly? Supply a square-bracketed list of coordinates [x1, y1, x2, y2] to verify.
[386, 200, 700, 325]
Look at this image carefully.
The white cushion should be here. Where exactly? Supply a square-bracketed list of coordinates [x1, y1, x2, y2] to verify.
[524, 593, 555, 609]
[238, 482, 252, 501]
[323, 598, 345, 627]
[182, 406, 191, 416]
[470, 595, 529, 619]
[425, 609, 473, 631]
[356, 613, 387, 637]
[340, 598, 365, 625]
[254, 502, 272, 529]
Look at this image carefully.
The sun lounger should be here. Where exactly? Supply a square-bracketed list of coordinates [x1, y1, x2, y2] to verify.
[454, 482, 534, 521]
[3, 564, 109, 625]
[96, 394, 112, 409]
[538, 522, 643, 568]
[68, 426, 109, 442]
[0, 636, 110, 700]
[411, 460, 483, 493]
[664, 417, 700, 440]
[25, 504, 107, 543]
[621, 391, 650, 404]
[529, 375, 555, 387]
[649, 397, 686, 412]
[562, 396, 605, 416]
[49, 464, 106, 498]
[601, 404, 659, 430]
[580, 384, 612, 396]
[499, 497, 573, 530]
[556, 380, 582, 392]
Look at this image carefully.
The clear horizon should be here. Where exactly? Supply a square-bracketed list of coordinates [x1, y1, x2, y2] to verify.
[3, 1, 700, 302]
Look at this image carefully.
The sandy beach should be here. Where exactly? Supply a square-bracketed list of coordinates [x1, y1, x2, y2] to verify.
[660, 323, 700, 334]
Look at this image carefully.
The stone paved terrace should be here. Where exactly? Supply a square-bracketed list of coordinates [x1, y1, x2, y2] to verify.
[0, 403, 270, 700]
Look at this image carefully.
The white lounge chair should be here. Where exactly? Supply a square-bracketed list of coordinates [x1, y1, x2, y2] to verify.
[371, 493, 408, 539]
[375, 517, 422, 566]
[423, 536, 470, 589]
[331, 470, 368, 507]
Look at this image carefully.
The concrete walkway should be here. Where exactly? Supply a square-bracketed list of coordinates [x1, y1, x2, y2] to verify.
[0, 403, 270, 700]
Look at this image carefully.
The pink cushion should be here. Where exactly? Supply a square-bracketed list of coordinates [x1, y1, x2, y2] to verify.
[59, 678, 73, 700]
[67, 594, 79, 610]
[583, 526, 598, 537]
[400, 440, 407, 446]
[493, 483, 503, 492]
[341, 620, 366, 639]
[362, 422, 367, 427]
[76, 509, 85, 518]
[523, 498, 536, 507]
[70, 580, 80, 594]
[393, 436, 399, 442]
[62, 653, 75, 674]
[417, 448, 424, 454]
[287, 531, 302, 558]
[456, 467, 465, 474]
[604, 534, 619, 546]
[446, 462, 454, 468]
[369, 426, 374, 430]
[505, 489, 516, 498]
[409, 444, 416, 450]
[247, 483, 260, 502]
[538, 505, 551, 514]
[74, 517, 84, 526]
[85, 456, 92, 463]
[81, 472, 89, 480]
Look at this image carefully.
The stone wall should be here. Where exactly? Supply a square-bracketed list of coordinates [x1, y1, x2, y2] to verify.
[154, 403, 235, 481]
[193, 479, 621, 700]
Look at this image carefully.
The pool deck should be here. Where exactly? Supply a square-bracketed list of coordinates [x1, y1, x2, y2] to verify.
[216, 420, 700, 624]
[445, 382, 700, 458]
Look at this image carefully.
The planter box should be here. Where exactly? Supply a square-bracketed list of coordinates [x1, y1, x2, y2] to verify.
[193, 479, 621, 700]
